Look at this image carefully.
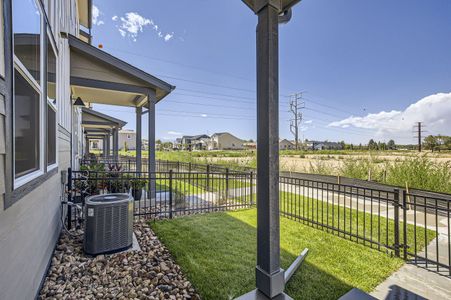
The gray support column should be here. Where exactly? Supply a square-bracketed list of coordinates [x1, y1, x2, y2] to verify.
[148, 91, 156, 199]
[84, 136, 89, 156]
[103, 137, 107, 158]
[86, 137, 90, 155]
[255, 4, 284, 298]
[136, 106, 142, 172]
[113, 128, 119, 160]
[106, 133, 111, 159]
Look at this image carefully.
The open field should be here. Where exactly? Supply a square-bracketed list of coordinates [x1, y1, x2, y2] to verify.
[109, 150, 451, 194]
[152, 209, 406, 300]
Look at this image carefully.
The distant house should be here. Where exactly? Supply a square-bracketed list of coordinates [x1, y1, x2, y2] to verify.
[175, 134, 210, 150]
[305, 140, 344, 150]
[119, 129, 137, 151]
[244, 142, 257, 150]
[208, 132, 244, 150]
[279, 139, 295, 150]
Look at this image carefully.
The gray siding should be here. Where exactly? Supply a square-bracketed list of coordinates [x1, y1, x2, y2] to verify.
[0, 133, 71, 300]
[0, 93, 5, 209]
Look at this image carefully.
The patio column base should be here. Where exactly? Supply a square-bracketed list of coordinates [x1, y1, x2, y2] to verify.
[235, 289, 293, 300]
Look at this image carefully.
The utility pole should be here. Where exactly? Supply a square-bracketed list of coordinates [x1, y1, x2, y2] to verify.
[413, 122, 424, 152]
[289, 93, 304, 150]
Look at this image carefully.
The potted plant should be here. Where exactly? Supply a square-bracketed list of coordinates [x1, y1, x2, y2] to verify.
[106, 164, 128, 193]
[130, 178, 147, 200]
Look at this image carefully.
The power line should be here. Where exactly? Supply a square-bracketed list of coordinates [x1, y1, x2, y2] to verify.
[413, 122, 426, 152]
[289, 93, 304, 149]
[105, 46, 254, 83]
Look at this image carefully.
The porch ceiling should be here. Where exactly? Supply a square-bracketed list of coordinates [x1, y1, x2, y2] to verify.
[82, 107, 127, 131]
[69, 35, 175, 107]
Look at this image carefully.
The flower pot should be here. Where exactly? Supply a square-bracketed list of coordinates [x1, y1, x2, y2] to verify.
[132, 188, 142, 200]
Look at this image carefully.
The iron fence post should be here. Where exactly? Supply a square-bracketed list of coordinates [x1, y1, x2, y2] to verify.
[394, 188, 400, 257]
[226, 168, 229, 201]
[67, 168, 72, 230]
[207, 164, 210, 191]
[250, 171, 254, 206]
[169, 169, 173, 219]
[402, 189, 408, 260]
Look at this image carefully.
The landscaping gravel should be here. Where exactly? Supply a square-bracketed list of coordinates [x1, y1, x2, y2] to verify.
[39, 221, 200, 300]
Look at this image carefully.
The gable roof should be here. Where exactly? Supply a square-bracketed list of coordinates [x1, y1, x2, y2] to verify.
[69, 35, 175, 103]
[82, 107, 127, 128]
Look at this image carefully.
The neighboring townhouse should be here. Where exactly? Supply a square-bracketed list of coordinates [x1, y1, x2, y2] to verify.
[118, 129, 137, 151]
[244, 142, 257, 150]
[279, 139, 295, 150]
[208, 132, 244, 150]
[0, 1, 174, 299]
[178, 134, 209, 150]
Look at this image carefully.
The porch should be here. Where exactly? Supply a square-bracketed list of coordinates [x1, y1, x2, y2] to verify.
[68, 34, 175, 177]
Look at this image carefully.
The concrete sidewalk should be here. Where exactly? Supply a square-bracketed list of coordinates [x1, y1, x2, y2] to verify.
[370, 264, 451, 300]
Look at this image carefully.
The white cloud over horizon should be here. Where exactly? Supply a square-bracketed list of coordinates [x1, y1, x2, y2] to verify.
[329, 92, 451, 139]
[92, 5, 104, 26]
[167, 131, 182, 135]
[112, 12, 175, 42]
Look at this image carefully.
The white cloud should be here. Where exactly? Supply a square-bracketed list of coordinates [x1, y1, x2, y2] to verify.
[112, 12, 175, 42]
[329, 92, 451, 138]
[92, 5, 104, 26]
[118, 29, 126, 37]
[201, 114, 208, 118]
[304, 120, 313, 124]
[117, 12, 152, 41]
[167, 131, 182, 135]
[164, 33, 174, 42]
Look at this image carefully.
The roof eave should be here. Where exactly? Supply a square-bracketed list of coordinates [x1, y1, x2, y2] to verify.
[68, 35, 175, 102]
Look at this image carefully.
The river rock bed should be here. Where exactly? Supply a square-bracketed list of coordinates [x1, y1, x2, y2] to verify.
[39, 221, 200, 300]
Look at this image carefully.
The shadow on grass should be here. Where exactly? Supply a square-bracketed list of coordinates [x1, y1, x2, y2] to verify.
[151, 209, 403, 300]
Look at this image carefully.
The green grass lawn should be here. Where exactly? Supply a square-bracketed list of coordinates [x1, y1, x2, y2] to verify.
[152, 209, 406, 300]
[279, 191, 434, 256]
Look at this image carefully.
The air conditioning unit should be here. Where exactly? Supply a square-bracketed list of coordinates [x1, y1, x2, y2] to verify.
[84, 193, 134, 255]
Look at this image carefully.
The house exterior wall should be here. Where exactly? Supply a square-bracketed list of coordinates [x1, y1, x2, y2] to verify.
[279, 139, 294, 150]
[119, 131, 136, 150]
[210, 133, 244, 150]
[0, 0, 81, 299]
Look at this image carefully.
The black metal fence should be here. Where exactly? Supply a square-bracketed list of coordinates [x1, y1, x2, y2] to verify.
[80, 157, 255, 173]
[67, 169, 254, 227]
[73, 158, 451, 276]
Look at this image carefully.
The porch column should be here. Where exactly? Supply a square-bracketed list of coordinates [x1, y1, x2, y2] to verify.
[103, 136, 107, 158]
[84, 136, 89, 156]
[148, 90, 156, 199]
[106, 132, 111, 159]
[112, 127, 119, 160]
[136, 106, 142, 172]
[257, 3, 284, 299]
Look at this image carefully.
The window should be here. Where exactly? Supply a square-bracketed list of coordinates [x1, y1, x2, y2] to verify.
[13, 0, 41, 83]
[47, 33, 57, 167]
[12, 0, 51, 186]
[14, 70, 40, 178]
[47, 105, 56, 165]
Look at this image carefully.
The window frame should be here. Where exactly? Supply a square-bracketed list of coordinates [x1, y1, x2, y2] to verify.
[12, 0, 46, 189]
[46, 25, 58, 171]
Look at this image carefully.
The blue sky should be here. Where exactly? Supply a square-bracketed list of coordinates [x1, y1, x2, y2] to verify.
[91, 0, 451, 144]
